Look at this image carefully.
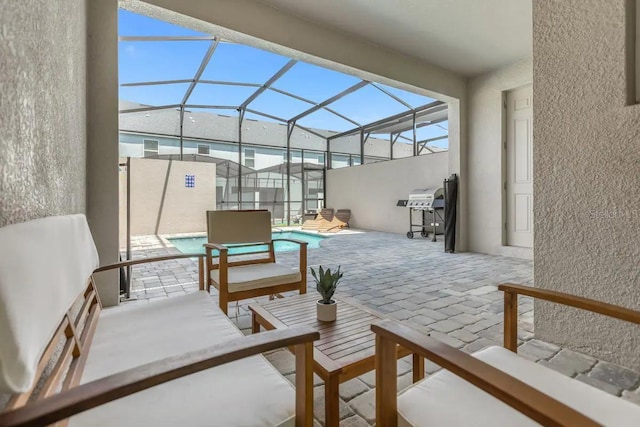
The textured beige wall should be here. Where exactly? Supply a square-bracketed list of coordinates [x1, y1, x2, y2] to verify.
[119, 158, 216, 243]
[533, 0, 640, 368]
[326, 153, 449, 234]
[0, 1, 87, 226]
[468, 59, 533, 258]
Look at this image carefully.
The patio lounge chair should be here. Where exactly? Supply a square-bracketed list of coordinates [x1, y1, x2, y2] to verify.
[317, 209, 351, 233]
[373, 283, 640, 426]
[205, 210, 307, 314]
[301, 208, 334, 230]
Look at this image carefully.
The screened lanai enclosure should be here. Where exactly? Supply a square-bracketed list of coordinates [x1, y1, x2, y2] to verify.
[118, 9, 449, 225]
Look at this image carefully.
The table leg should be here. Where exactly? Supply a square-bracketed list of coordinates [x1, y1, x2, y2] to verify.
[251, 312, 260, 334]
[325, 373, 340, 427]
[413, 353, 425, 383]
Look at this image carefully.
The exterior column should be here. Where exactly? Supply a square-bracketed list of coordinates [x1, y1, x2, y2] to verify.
[87, 0, 120, 306]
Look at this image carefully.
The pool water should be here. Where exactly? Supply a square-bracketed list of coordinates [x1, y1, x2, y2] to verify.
[168, 231, 326, 255]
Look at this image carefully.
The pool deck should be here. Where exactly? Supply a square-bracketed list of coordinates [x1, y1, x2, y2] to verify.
[124, 229, 640, 426]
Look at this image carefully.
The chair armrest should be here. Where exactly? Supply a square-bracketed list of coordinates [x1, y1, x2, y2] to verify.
[272, 238, 309, 246]
[93, 253, 204, 273]
[204, 242, 228, 252]
[499, 283, 640, 351]
[499, 283, 640, 325]
[372, 319, 600, 427]
[273, 239, 308, 276]
[0, 326, 320, 427]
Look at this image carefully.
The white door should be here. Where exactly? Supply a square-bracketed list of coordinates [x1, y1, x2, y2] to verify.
[506, 85, 533, 248]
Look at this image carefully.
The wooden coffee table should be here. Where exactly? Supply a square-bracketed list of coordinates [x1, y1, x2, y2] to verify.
[249, 293, 424, 427]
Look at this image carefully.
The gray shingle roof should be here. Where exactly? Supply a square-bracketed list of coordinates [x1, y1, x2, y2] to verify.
[119, 100, 445, 155]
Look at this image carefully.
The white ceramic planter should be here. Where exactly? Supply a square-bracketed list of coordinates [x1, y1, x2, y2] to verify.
[317, 300, 337, 322]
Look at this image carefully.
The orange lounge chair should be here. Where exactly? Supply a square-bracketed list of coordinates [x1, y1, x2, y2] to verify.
[301, 208, 334, 230]
[318, 209, 351, 233]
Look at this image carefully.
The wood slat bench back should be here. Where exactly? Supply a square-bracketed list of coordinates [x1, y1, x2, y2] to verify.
[2, 252, 206, 416]
[4, 278, 102, 421]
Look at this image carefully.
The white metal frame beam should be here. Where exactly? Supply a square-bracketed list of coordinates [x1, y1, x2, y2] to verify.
[181, 38, 220, 105]
[327, 100, 444, 141]
[269, 87, 360, 127]
[119, 104, 181, 113]
[293, 123, 329, 140]
[370, 82, 413, 109]
[240, 59, 297, 109]
[289, 80, 369, 123]
[245, 108, 287, 123]
[119, 35, 216, 41]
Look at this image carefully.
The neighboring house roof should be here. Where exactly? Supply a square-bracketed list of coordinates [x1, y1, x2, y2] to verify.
[120, 100, 332, 152]
[119, 100, 445, 156]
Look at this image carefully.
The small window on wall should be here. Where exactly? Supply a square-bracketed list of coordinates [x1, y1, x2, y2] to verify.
[143, 139, 158, 157]
[244, 148, 255, 168]
[198, 144, 210, 155]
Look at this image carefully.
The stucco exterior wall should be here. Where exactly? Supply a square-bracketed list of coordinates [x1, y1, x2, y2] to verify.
[533, 0, 640, 368]
[467, 59, 533, 258]
[326, 152, 449, 235]
[119, 158, 216, 243]
[0, 1, 87, 226]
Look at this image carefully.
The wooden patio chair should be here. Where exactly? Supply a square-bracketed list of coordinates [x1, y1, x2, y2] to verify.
[317, 209, 351, 233]
[373, 283, 640, 426]
[205, 210, 307, 314]
[301, 208, 334, 230]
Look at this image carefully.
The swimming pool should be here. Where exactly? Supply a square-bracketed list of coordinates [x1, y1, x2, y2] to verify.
[168, 231, 326, 255]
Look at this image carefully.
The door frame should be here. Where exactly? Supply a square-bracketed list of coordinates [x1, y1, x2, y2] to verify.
[501, 83, 533, 249]
[501, 90, 508, 246]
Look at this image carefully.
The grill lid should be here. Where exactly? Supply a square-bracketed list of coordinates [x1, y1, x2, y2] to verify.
[407, 187, 444, 209]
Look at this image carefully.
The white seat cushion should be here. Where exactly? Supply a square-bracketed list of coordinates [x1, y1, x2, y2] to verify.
[69, 292, 294, 427]
[0, 215, 99, 393]
[399, 345, 640, 427]
[211, 263, 301, 293]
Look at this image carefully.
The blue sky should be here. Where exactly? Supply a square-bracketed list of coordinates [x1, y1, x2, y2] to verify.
[118, 9, 448, 147]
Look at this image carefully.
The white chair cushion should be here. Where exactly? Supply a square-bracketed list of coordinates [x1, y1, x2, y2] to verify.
[0, 215, 99, 393]
[69, 292, 295, 426]
[398, 345, 640, 426]
[211, 263, 301, 293]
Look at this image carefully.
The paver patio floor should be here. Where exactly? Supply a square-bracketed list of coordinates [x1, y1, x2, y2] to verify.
[125, 230, 640, 425]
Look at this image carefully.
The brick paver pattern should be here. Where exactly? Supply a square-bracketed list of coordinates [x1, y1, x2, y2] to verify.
[126, 231, 640, 426]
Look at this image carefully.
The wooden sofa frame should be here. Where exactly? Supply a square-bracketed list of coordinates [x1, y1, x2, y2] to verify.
[373, 283, 640, 427]
[0, 253, 318, 427]
[205, 239, 307, 315]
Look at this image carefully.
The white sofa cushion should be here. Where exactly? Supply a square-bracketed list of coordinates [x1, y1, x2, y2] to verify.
[69, 292, 295, 426]
[211, 263, 301, 293]
[398, 345, 640, 426]
[0, 215, 99, 393]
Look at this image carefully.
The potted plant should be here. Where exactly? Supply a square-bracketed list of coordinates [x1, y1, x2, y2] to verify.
[311, 265, 343, 322]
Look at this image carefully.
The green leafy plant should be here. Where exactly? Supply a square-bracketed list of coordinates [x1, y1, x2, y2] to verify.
[310, 265, 343, 304]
